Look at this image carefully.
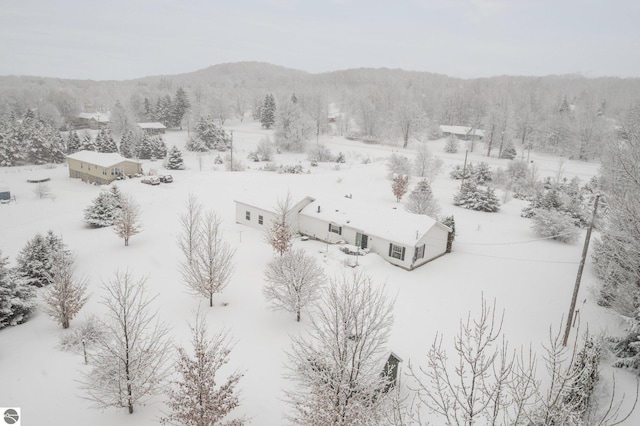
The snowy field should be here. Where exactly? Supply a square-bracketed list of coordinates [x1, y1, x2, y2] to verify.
[0, 121, 637, 425]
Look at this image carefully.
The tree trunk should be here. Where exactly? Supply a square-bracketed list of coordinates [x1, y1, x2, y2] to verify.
[63, 319, 69, 329]
[209, 293, 213, 307]
[297, 309, 301, 322]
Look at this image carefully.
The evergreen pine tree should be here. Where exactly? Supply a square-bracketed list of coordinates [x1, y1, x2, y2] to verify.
[260, 94, 276, 129]
[96, 128, 118, 153]
[156, 95, 173, 127]
[15, 231, 69, 287]
[407, 179, 440, 216]
[84, 189, 122, 228]
[454, 181, 500, 212]
[0, 250, 36, 330]
[171, 87, 190, 129]
[25, 119, 50, 165]
[564, 334, 601, 416]
[151, 136, 167, 159]
[165, 145, 185, 170]
[444, 134, 459, 153]
[138, 134, 154, 159]
[79, 131, 96, 151]
[144, 97, 154, 121]
[119, 129, 137, 159]
[66, 129, 82, 154]
[500, 142, 517, 159]
[0, 116, 25, 166]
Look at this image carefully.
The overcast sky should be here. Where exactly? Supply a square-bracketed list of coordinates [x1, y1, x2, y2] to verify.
[1, 0, 639, 81]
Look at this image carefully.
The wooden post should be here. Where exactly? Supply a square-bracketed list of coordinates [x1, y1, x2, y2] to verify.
[563, 194, 600, 346]
[82, 339, 88, 364]
[230, 130, 234, 171]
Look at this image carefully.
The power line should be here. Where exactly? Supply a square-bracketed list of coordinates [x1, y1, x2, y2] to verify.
[455, 230, 582, 246]
[452, 249, 580, 264]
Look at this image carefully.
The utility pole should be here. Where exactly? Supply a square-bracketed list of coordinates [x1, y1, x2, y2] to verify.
[562, 194, 600, 346]
[460, 150, 469, 190]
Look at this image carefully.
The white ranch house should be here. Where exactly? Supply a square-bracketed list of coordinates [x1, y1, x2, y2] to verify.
[235, 195, 452, 270]
[439, 125, 485, 141]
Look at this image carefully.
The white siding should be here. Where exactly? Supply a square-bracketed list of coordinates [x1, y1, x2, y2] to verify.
[234, 202, 276, 232]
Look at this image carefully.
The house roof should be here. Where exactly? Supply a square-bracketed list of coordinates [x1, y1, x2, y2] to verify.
[137, 122, 167, 129]
[439, 125, 485, 138]
[300, 197, 446, 247]
[77, 112, 110, 123]
[234, 190, 312, 214]
[0, 183, 9, 192]
[66, 150, 140, 168]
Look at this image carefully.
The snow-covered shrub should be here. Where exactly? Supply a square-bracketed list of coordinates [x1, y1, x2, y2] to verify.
[225, 154, 245, 171]
[280, 164, 305, 174]
[444, 134, 459, 153]
[522, 181, 589, 227]
[386, 153, 411, 179]
[500, 142, 517, 159]
[529, 208, 579, 243]
[450, 164, 473, 180]
[261, 162, 278, 172]
[59, 315, 104, 351]
[453, 181, 500, 212]
[335, 152, 346, 163]
[213, 154, 224, 165]
[248, 137, 274, 162]
[307, 144, 335, 163]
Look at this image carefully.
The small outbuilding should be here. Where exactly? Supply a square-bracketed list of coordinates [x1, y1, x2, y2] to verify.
[67, 150, 142, 185]
[73, 112, 111, 129]
[439, 125, 485, 141]
[0, 183, 10, 202]
[137, 122, 167, 135]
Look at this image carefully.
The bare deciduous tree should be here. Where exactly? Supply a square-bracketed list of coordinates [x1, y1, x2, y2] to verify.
[392, 174, 409, 202]
[286, 272, 394, 425]
[263, 248, 325, 322]
[182, 211, 235, 307]
[113, 194, 141, 246]
[81, 270, 170, 414]
[178, 193, 203, 264]
[161, 309, 244, 426]
[266, 193, 295, 256]
[43, 251, 88, 329]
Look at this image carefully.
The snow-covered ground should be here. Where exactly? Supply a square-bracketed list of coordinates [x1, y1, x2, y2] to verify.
[0, 121, 637, 425]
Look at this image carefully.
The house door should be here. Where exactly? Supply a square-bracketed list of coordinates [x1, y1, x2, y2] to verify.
[356, 233, 368, 249]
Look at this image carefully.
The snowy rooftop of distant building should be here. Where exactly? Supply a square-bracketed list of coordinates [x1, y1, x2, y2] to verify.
[439, 125, 485, 137]
[0, 183, 9, 192]
[300, 197, 446, 246]
[77, 112, 110, 122]
[137, 122, 166, 129]
[67, 150, 140, 167]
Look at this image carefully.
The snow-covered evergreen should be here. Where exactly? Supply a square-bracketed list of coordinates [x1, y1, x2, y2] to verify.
[119, 129, 137, 158]
[84, 187, 123, 228]
[0, 250, 36, 330]
[406, 179, 440, 217]
[66, 128, 82, 154]
[95, 128, 118, 153]
[15, 231, 69, 287]
[164, 145, 185, 170]
[530, 208, 579, 243]
[79, 131, 96, 151]
[260, 93, 276, 129]
[453, 181, 500, 212]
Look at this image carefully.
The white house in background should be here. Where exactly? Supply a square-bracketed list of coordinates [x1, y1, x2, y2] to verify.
[234, 193, 315, 233]
[73, 112, 111, 129]
[439, 125, 485, 141]
[137, 122, 166, 135]
[234, 194, 452, 271]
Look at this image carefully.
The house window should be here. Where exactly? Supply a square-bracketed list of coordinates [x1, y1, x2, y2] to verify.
[80, 162, 83, 169]
[328, 223, 342, 235]
[245, 211, 251, 221]
[102, 168, 107, 176]
[389, 243, 405, 261]
[415, 244, 425, 260]
[258, 215, 263, 225]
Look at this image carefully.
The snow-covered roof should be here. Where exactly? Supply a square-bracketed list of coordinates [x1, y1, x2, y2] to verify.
[137, 122, 167, 129]
[234, 190, 312, 213]
[66, 150, 139, 167]
[0, 183, 9, 192]
[439, 125, 485, 138]
[77, 112, 110, 122]
[300, 197, 443, 247]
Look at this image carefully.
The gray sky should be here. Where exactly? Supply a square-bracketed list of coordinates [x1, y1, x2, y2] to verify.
[1, 0, 638, 81]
